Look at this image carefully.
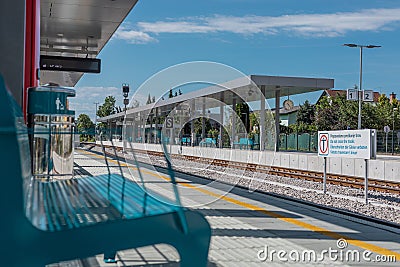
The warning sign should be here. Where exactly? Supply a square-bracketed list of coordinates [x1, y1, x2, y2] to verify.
[317, 130, 376, 159]
[318, 133, 329, 156]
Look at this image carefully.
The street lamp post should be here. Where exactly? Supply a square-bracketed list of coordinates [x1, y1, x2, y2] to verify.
[343, 43, 381, 129]
[94, 102, 99, 126]
[94, 102, 99, 140]
[122, 84, 130, 112]
[122, 84, 129, 150]
[393, 107, 398, 155]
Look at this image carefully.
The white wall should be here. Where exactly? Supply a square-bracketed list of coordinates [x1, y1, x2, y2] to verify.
[115, 142, 400, 182]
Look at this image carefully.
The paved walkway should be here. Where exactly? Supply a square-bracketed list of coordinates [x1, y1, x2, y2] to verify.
[49, 150, 400, 266]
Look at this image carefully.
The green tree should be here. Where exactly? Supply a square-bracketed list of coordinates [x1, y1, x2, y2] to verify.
[146, 94, 152, 104]
[314, 95, 340, 131]
[76, 114, 95, 141]
[194, 118, 211, 136]
[235, 102, 250, 133]
[314, 92, 381, 131]
[208, 128, 219, 139]
[291, 100, 316, 133]
[375, 94, 392, 130]
[336, 94, 358, 129]
[296, 100, 315, 125]
[249, 112, 259, 133]
[362, 102, 380, 129]
[97, 96, 116, 118]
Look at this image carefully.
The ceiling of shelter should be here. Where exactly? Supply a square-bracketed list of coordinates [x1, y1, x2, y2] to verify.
[100, 75, 334, 122]
[40, 0, 138, 86]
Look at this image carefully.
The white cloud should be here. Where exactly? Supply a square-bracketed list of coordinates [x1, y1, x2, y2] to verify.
[69, 86, 149, 121]
[114, 27, 158, 44]
[138, 20, 213, 34]
[117, 8, 400, 42]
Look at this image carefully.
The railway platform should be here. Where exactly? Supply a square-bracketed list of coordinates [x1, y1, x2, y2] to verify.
[51, 149, 400, 266]
[101, 141, 400, 183]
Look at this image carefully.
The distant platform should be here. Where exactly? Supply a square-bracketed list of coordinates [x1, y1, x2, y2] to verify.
[104, 142, 400, 183]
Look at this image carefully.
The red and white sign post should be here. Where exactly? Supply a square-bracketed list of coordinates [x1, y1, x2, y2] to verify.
[318, 133, 329, 193]
[318, 130, 377, 203]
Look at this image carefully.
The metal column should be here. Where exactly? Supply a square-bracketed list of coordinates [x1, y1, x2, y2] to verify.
[275, 90, 280, 152]
[260, 86, 266, 151]
[190, 100, 195, 146]
[202, 98, 206, 139]
[219, 92, 224, 148]
[231, 96, 237, 148]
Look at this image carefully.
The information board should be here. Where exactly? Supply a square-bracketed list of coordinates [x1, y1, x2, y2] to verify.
[318, 129, 376, 159]
[40, 55, 101, 73]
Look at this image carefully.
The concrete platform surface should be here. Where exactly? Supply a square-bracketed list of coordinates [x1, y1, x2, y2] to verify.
[48, 150, 400, 266]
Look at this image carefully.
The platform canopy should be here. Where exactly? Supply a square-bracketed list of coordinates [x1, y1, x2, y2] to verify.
[100, 74, 334, 122]
[40, 0, 138, 86]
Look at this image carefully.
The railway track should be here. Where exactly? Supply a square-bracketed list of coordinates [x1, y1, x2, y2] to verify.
[91, 144, 400, 195]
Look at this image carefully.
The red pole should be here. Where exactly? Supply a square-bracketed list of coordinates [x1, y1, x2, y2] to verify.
[24, 0, 40, 121]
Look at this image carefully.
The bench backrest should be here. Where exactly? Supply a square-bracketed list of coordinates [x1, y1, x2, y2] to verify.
[239, 138, 253, 145]
[0, 75, 189, 237]
[0, 75, 32, 232]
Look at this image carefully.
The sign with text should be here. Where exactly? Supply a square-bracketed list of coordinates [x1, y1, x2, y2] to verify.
[40, 55, 101, 73]
[165, 117, 174, 128]
[347, 89, 358, 101]
[318, 129, 376, 159]
[363, 90, 374, 102]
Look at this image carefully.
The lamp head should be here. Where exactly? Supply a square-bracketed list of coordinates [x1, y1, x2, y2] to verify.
[366, 45, 381, 49]
[343, 43, 358, 47]
[122, 84, 130, 93]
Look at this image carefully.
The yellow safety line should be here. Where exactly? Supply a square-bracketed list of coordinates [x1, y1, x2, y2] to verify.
[79, 149, 400, 259]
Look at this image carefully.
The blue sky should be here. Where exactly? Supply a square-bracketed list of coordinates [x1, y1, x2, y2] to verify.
[71, 0, 400, 120]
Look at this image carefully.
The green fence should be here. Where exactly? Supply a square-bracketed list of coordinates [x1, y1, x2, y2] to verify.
[278, 131, 400, 154]
[279, 133, 318, 152]
[376, 130, 400, 154]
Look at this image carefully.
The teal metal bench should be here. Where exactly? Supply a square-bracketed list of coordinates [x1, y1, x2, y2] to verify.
[181, 137, 191, 146]
[199, 137, 216, 147]
[0, 75, 211, 267]
[234, 138, 254, 149]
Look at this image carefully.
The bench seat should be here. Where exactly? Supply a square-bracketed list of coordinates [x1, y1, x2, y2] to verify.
[28, 174, 182, 232]
[0, 75, 211, 267]
[234, 138, 254, 149]
[199, 138, 216, 147]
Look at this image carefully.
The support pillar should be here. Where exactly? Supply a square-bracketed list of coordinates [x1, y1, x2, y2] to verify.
[231, 96, 237, 148]
[202, 98, 206, 139]
[275, 90, 280, 152]
[155, 108, 159, 143]
[219, 92, 224, 148]
[260, 86, 266, 151]
[190, 100, 195, 146]
[140, 112, 145, 144]
[149, 114, 153, 143]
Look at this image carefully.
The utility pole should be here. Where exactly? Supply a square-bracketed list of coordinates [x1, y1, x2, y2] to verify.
[343, 43, 381, 129]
